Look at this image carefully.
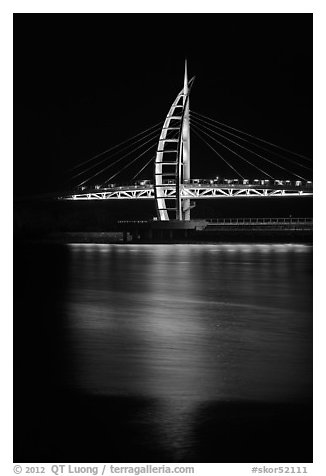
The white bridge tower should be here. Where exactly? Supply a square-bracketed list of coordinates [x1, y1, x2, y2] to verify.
[154, 61, 195, 221]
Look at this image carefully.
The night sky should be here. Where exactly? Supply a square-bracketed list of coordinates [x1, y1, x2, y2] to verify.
[14, 13, 312, 196]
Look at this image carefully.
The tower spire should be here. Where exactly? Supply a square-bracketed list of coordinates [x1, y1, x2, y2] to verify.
[182, 58, 191, 220]
[183, 58, 188, 96]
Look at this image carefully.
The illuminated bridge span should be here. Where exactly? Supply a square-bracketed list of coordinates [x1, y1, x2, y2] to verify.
[66, 180, 313, 201]
[62, 61, 312, 221]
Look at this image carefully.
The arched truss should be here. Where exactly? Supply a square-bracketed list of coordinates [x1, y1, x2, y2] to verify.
[154, 76, 195, 221]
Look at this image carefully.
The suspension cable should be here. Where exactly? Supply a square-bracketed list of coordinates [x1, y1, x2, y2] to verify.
[192, 110, 312, 162]
[131, 155, 155, 181]
[101, 142, 159, 186]
[191, 117, 306, 180]
[71, 126, 161, 180]
[191, 121, 275, 179]
[76, 132, 160, 187]
[190, 113, 312, 171]
[67, 120, 164, 172]
[130, 129, 180, 182]
[192, 127, 244, 179]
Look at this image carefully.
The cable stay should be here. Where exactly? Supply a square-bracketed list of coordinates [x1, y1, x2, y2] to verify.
[190, 113, 312, 172]
[100, 142, 159, 186]
[191, 127, 244, 179]
[67, 120, 164, 173]
[71, 126, 162, 181]
[76, 132, 160, 187]
[191, 121, 275, 179]
[191, 110, 312, 163]
[130, 129, 180, 182]
[191, 118, 307, 181]
[76, 125, 180, 187]
[131, 155, 156, 181]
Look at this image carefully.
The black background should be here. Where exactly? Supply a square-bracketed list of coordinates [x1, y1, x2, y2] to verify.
[14, 13, 312, 196]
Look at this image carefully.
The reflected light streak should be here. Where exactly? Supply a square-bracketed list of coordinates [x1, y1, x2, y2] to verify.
[64, 243, 312, 452]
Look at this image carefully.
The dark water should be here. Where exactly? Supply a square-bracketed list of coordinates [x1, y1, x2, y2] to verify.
[15, 243, 313, 462]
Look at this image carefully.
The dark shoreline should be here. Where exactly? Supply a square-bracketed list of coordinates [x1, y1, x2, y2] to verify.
[14, 230, 313, 245]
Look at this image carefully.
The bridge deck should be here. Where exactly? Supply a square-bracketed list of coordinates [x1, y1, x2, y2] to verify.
[60, 183, 313, 200]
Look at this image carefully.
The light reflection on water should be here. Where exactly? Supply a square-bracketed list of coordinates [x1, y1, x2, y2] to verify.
[59, 243, 312, 461]
[64, 244, 312, 402]
[15, 241, 313, 461]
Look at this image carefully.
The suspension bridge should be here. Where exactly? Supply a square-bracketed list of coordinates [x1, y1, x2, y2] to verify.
[60, 61, 312, 229]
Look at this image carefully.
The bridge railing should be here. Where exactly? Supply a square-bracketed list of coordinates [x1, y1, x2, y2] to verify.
[117, 218, 312, 225]
[206, 217, 312, 224]
[74, 179, 313, 193]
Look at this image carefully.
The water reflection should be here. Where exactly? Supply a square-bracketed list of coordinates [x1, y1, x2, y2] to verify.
[63, 244, 312, 459]
[15, 242, 312, 462]
[65, 244, 312, 402]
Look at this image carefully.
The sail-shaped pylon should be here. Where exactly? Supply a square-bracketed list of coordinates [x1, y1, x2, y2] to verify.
[154, 63, 195, 221]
